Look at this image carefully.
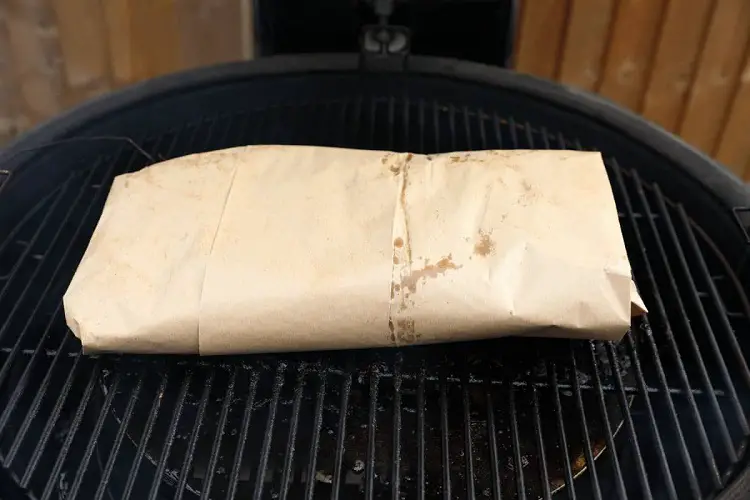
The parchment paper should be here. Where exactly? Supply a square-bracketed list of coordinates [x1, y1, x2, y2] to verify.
[63, 146, 646, 355]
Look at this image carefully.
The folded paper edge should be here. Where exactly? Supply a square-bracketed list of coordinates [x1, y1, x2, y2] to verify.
[630, 279, 647, 316]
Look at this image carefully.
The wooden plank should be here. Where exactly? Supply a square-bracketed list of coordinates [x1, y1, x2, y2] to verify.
[0, 5, 19, 143]
[513, 0, 570, 79]
[102, 0, 134, 86]
[5, 0, 66, 124]
[640, 0, 714, 131]
[128, 0, 181, 81]
[557, 0, 616, 91]
[598, 0, 667, 110]
[52, 0, 112, 94]
[714, 45, 750, 179]
[176, 0, 243, 69]
[679, 0, 750, 154]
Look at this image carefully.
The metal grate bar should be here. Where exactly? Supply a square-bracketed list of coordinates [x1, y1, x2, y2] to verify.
[365, 369, 380, 500]
[462, 106, 472, 150]
[0, 145, 139, 376]
[643, 184, 739, 461]
[0, 173, 88, 348]
[401, 98, 410, 149]
[92, 371, 145, 500]
[175, 369, 215, 500]
[253, 365, 284, 500]
[624, 332, 683, 500]
[351, 98, 364, 152]
[613, 164, 712, 488]
[531, 387, 551, 500]
[40, 362, 104, 500]
[148, 372, 192, 500]
[549, 365, 576, 500]
[4, 330, 72, 466]
[587, 342, 627, 499]
[8, 349, 726, 396]
[448, 104, 457, 151]
[303, 373, 327, 500]
[392, 362, 404, 499]
[418, 100, 426, 154]
[0, 177, 71, 301]
[663, 192, 749, 432]
[69, 372, 128, 498]
[201, 368, 237, 500]
[508, 384, 526, 500]
[630, 169, 723, 486]
[226, 370, 260, 500]
[569, 346, 601, 500]
[280, 368, 306, 500]
[0, 302, 64, 434]
[491, 113, 502, 148]
[416, 371, 427, 500]
[611, 161, 722, 492]
[10, 340, 80, 475]
[369, 100, 377, 149]
[677, 204, 750, 392]
[462, 381, 476, 500]
[388, 97, 396, 150]
[330, 374, 351, 500]
[0, 188, 59, 277]
[122, 374, 168, 500]
[337, 99, 350, 147]
[433, 101, 442, 152]
[476, 108, 488, 149]
[605, 342, 653, 500]
[439, 379, 452, 500]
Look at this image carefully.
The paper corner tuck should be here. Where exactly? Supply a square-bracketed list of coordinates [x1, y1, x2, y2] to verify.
[63, 146, 646, 355]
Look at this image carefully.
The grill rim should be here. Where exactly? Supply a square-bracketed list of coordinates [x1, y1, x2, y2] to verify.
[1, 53, 749, 499]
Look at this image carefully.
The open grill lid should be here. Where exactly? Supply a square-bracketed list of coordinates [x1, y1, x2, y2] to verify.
[0, 55, 749, 500]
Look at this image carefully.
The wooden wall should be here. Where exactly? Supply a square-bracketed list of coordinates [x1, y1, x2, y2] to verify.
[0, 0, 253, 144]
[515, 0, 750, 180]
[1, 0, 750, 181]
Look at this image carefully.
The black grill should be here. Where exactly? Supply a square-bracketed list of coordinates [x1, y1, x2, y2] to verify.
[0, 55, 749, 500]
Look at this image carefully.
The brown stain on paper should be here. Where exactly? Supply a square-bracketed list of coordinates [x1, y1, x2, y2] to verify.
[396, 318, 417, 343]
[474, 230, 496, 257]
[401, 254, 461, 294]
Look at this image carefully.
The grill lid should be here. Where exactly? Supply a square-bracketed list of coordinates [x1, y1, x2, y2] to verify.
[0, 55, 749, 500]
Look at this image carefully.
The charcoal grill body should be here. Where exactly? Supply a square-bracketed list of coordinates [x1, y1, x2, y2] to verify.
[0, 55, 749, 500]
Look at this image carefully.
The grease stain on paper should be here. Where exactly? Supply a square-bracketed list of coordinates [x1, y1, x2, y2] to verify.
[474, 230, 496, 257]
[401, 254, 461, 294]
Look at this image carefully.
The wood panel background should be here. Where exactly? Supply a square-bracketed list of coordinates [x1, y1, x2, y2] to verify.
[1, 0, 750, 181]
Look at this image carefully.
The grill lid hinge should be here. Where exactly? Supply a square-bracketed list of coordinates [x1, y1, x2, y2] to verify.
[360, 0, 410, 71]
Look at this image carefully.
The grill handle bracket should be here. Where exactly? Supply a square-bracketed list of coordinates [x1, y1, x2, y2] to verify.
[360, 24, 411, 71]
[360, 0, 410, 71]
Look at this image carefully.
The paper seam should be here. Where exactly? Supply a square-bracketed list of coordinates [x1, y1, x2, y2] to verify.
[389, 153, 413, 347]
[196, 162, 240, 355]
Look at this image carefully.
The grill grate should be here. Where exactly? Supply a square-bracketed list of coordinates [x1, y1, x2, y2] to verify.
[0, 96, 749, 500]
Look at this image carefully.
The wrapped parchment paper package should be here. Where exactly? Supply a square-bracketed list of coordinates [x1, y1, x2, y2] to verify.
[63, 146, 646, 355]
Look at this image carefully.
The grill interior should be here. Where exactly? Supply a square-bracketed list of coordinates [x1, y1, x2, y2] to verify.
[0, 70, 749, 500]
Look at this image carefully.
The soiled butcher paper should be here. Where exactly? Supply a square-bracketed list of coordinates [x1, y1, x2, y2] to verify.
[63, 146, 646, 355]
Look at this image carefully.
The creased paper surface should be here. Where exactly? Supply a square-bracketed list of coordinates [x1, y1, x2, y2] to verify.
[63, 146, 646, 355]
